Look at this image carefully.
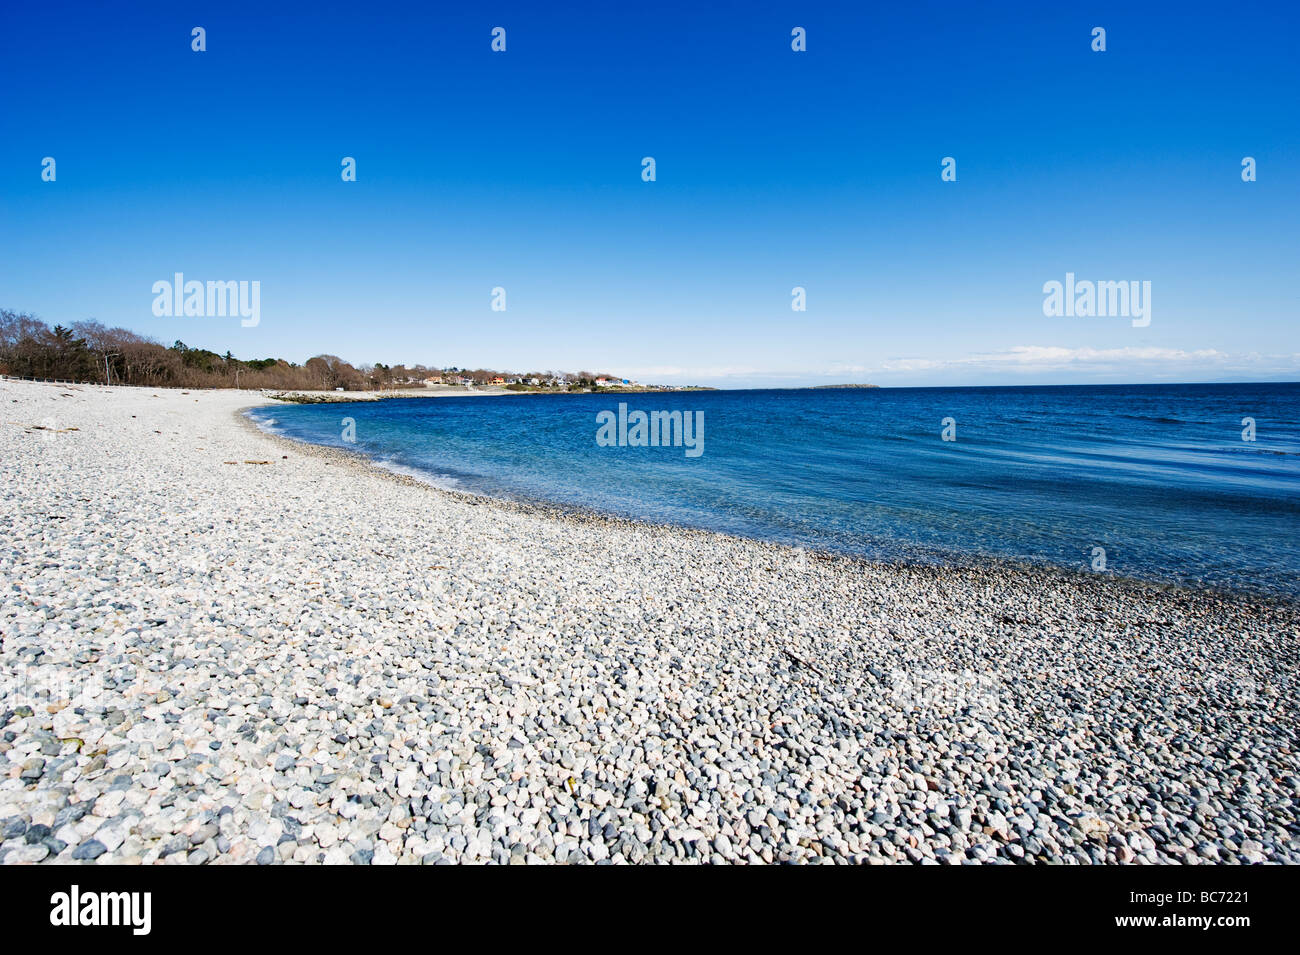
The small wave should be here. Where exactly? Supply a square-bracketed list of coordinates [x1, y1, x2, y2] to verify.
[1212, 444, 1300, 457]
[1118, 414, 1184, 424]
[246, 412, 287, 436]
[373, 458, 467, 493]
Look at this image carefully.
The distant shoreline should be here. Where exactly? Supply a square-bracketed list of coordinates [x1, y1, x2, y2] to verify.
[265, 384, 719, 403]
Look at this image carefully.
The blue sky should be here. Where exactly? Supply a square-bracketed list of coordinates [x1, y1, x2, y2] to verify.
[1, 0, 1296, 387]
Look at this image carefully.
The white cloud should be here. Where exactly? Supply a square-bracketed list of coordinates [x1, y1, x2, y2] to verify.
[878, 345, 1261, 373]
[618, 346, 1299, 387]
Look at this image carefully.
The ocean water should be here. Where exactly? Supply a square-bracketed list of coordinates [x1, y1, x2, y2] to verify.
[248, 384, 1300, 599]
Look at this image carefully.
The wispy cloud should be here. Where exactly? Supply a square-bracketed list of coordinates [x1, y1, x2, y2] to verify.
[622, 347, 1299, 388]
[878, 345, 1234, 373]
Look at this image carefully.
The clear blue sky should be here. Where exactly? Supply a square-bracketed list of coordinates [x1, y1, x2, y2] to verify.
[2, 0, 1296, 387]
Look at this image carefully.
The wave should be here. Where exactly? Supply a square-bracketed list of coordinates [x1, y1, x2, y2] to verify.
[372, 457, 467, 493]
[1117, 414, 1185, 424]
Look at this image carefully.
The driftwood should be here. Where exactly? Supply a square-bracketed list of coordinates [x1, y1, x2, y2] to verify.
[783, 649, 824, 678]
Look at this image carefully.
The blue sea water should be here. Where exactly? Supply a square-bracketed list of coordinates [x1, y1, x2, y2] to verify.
[248, 383, 1300, 599]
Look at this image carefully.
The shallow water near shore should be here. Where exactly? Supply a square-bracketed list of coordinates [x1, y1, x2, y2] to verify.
[248, 382, 1300, 599]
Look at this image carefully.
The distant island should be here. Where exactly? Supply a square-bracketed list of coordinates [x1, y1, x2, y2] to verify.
[812, 383, 879, 389]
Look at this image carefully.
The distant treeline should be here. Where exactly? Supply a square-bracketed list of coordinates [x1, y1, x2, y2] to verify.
[0, 309, 612, 391]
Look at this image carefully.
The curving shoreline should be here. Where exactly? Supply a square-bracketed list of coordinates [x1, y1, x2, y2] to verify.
[242, 401, 1300, 610]
[2, 379, 1297, 864]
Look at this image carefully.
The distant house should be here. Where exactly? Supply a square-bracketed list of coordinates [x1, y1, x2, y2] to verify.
[528, 378, 540, 386]
[491, 376, 505, 385]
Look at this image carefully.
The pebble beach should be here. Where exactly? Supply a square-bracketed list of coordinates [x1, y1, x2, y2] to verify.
[2, 379, 1297, 864]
